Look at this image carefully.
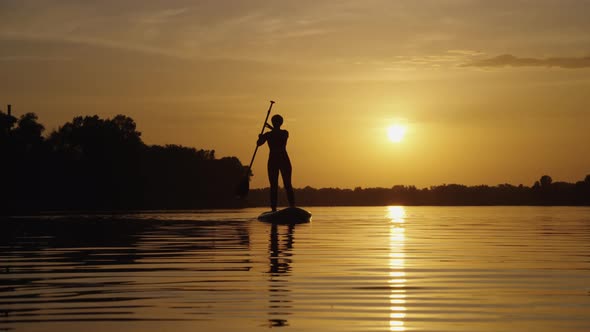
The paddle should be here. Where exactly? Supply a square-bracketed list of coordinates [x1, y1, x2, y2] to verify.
[236, 100, 275, 198]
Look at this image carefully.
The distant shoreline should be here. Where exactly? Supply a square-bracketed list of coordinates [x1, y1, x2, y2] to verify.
[2, 112, 589, 214]
[245, 179, 590, 208]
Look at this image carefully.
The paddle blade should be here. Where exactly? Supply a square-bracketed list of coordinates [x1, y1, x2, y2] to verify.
[236, 176, 250, 198]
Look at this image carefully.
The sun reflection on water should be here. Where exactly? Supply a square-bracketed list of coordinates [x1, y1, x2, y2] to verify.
[387, 206, 406, 332]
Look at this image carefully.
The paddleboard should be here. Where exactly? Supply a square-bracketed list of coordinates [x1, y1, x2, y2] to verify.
[257, 207, 312, 224]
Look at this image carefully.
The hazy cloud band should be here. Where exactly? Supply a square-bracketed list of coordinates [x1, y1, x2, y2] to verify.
[464, 54, 590, 69]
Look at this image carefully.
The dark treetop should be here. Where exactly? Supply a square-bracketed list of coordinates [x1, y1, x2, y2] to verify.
[0, 111, 246, 213]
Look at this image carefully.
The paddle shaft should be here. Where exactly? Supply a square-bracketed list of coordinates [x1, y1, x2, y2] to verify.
[246, 101, 275, 172]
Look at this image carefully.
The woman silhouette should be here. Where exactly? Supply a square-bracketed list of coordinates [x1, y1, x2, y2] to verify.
[257, 114, 295, 211]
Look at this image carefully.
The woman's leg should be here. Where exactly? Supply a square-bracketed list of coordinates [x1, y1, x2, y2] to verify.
[268, 160, 279, 211]
[280, 158, 295, 207]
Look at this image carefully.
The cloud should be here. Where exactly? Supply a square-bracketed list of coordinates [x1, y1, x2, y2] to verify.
[0, 31, 190, 59]
[377, 50, 483, 70]
[447, 49, 484, 56]
[0, 55, 71, 61]
[134, 8, 189, 25]
[463, 54, 590, 69]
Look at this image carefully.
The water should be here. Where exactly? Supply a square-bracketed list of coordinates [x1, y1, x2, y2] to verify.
[1, 206, 590, 332]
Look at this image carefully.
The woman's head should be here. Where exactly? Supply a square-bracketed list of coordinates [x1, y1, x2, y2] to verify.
[271, 114, 283, 128]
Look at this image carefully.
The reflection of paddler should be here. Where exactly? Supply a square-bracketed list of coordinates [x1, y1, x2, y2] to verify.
[267, 223, 295, 328]
[269, 224, 295, 274]
[257, 114, 295, 212]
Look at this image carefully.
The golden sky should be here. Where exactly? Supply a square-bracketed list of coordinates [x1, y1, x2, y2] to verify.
[1, 1, 589, 188]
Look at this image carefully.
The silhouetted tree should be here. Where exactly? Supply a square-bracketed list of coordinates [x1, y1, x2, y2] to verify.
[0, 111, 17, 138]
[579, 175, 590, 205]
[43, 115, 144, 209]
[139, 145, 243, 209]
[14, 113, 44, 145]
[0, 112, 48, 211]
[0, 112, 247, 213]
[540, 175, 553, 187]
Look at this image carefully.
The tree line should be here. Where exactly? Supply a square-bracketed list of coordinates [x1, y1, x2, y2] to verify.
[247, 175, 590, 207]
[1, 111, 246, 213]
[2, 110, 588, 213]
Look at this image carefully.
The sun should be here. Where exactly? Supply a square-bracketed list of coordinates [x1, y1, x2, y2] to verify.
[387, 125, 406, 143]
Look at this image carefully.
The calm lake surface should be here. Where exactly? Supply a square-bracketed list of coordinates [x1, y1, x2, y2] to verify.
[1, 206, 590, 332]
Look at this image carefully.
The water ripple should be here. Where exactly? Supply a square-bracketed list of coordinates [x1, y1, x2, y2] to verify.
[1, 207, 590, 331]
